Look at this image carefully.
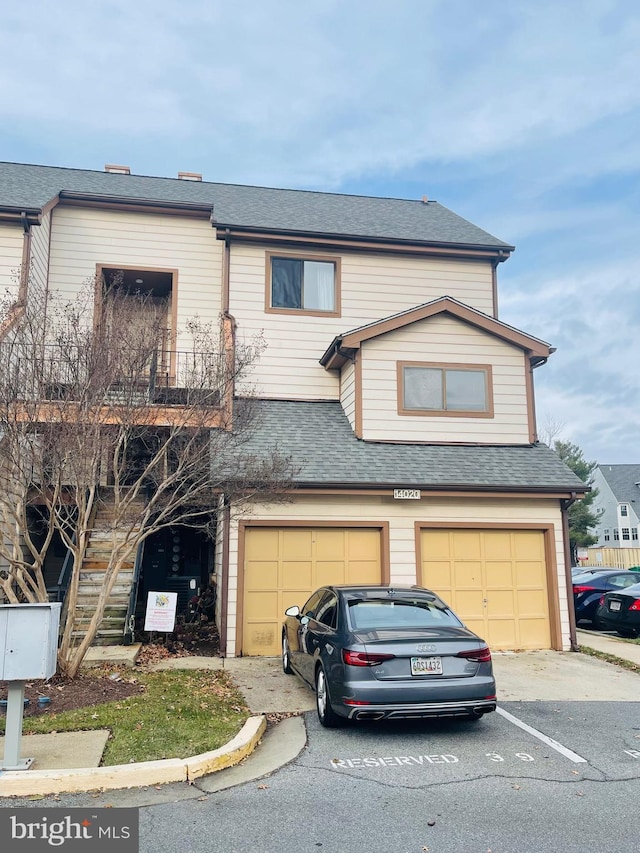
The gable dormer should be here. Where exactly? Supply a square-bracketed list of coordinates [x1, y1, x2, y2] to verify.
[321, 297, 551, 445]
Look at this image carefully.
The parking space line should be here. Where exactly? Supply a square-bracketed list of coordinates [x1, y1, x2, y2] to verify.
[496, 707, 587, 763]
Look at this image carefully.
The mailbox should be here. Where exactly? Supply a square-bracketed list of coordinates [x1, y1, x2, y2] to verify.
[0, 603, 61, 681]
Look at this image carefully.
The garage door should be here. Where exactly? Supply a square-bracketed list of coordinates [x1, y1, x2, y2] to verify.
[242, 527, 382, 656]
[420, 529, 550, 650]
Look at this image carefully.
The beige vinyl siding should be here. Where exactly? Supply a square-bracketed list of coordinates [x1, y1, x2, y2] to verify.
[340, 360, 356, 429]
[361, 314, 530, 443]
[47, 207, 223, 347]
[224, 495, 569, 656]
[229, 244, 494, 399]
[0, 223, 25, 299]
[29, 211, 51, 296]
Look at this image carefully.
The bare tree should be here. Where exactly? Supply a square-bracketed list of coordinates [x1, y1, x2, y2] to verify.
[0, 273, 295, 677]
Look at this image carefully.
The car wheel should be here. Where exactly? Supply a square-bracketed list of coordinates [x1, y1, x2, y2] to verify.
[315, 665, 344, 728]
[282, 632, 293, 674]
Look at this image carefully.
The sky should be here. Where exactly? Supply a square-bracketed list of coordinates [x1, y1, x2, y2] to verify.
[0, 0, 637, 464]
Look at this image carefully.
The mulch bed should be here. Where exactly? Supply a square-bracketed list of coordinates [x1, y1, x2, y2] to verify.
[0, 673, 145, 717]
[0, 624, 221, 717]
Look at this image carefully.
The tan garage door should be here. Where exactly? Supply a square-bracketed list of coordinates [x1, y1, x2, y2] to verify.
[242, 527, 382, 656]
[420, 529, 550, 650]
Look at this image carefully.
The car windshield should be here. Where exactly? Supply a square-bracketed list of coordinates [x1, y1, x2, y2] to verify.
[348, 597, 462, 630]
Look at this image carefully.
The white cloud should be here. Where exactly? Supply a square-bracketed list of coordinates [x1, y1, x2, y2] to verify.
[1, 1, 639, 187]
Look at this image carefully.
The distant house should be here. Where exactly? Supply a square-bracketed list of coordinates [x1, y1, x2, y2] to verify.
[592, 465, 640, 548]
[0, 161, 587, 654]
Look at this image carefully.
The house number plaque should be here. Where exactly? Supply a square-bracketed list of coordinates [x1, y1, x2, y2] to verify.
[393, 488, 421, 500]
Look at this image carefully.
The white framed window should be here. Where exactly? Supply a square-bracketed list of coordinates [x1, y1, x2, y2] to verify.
[621, 504, 628, 516]
[622, 527, 630, 540]
[614, 529, 620, 541]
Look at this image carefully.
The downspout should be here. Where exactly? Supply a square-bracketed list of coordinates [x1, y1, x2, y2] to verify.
[219, 498, 231, 658]
[562, 494, 579, 651]
[529, 355, 550, 444]
[222, 228, 231, 313]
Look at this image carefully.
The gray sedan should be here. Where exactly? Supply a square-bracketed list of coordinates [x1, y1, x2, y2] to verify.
[282, 584, 496, 727]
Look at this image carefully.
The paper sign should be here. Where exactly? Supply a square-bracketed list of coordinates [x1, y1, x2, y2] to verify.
[144, 591, 178, 632]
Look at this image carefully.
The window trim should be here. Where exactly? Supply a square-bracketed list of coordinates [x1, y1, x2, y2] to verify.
[397, 361, 494, 419]
[265, 251, 341, 317]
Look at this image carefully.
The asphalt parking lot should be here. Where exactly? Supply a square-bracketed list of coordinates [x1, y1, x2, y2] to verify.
[300, 699, 640, 785]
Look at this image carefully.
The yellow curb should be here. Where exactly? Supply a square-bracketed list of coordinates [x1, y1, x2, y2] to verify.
[0, 716, 266, 798]
[186, 715, 267, 780]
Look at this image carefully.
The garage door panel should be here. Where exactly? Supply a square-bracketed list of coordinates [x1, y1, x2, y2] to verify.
[421, 530, 451, 559]
[454, 562, 482, 586]
[245, 529, 279, 560]
[315, 529, 345, 559]
[281, 561, 313, 589]
[514, 531, 544, 559]
[347, 530, 381, 560]
[454, 590, 485, 618]
[244, 590, 278, 620]
[243, 527, 382, 656]
[346, 562, 381, 585]
[487, 620, 517, 649]
[425, 561, 453, 588]
[485, 561, 514, 587]
[486, 590, 516, 617]
[421, 528, 551, 651]
[281, 530, 313, 559]
[245, 623, 278, 655]
[483, 531, 513, 559]
[453, 531, 483, 559]
[516, 588, 547, 617]
[245, 560, 279, 589]
[515, 561, 546, 586]
[316, 561, 347, 587]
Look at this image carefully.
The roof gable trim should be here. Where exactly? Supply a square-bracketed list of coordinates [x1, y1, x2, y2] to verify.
[321, 297, 551, 369]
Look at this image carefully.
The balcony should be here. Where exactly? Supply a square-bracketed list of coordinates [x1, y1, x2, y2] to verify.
[6, 343, 227, 428]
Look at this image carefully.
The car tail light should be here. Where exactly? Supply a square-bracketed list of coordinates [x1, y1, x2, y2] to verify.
[629, 600, 640, 612]
[599, 595, 605, 606]
[342, 650, 395, 666]
[456, 646, 492, 662]
[573, 585, 595, 594]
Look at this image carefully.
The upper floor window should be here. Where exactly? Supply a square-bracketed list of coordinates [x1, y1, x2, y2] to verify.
[266, 253, 340, 316]
[614, 529, 620, 540]
[622, 527, 630, 540]
[398, 362, 493, 418]
[604, 529, 610, 541]
[633, 528, 638, 541]
[620, 504, 628, 516]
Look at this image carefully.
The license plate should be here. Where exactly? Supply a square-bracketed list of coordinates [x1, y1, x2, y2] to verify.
[411, 656, 443, 676]
[609, 600, 621, 611]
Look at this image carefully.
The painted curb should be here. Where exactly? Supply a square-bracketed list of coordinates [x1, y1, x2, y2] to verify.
[0, 715, 266, 798]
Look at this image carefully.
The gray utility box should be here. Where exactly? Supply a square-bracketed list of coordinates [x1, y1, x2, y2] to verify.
[0, 603, 61, 681]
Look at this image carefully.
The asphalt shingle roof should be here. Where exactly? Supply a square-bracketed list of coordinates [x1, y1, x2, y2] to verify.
[0, 162, 513, 249]
[241, 400, 586, 491]
[597, 464, 640, 504]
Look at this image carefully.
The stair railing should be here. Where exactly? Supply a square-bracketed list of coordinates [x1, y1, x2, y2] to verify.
[123, 537, 145, 645]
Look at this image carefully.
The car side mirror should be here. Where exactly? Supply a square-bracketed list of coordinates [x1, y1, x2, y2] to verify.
[284, 605, 301, 618]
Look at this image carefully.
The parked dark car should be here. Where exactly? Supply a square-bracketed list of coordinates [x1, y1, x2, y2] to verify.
[595, 583, 640, 637]
[281, 584, 496, 727]
[572, 570, 640, 625]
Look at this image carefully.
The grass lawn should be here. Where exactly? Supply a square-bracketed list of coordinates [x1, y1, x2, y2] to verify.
[5, 669, 250, 767]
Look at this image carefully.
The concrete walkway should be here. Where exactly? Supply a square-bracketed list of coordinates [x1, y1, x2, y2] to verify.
[577, 628, 640, 664]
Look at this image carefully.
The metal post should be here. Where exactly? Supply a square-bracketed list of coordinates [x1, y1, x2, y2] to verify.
[1, 680, 33, 770]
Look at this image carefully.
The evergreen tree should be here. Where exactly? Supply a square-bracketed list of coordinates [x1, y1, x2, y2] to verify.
[553, 440, 600, 562]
